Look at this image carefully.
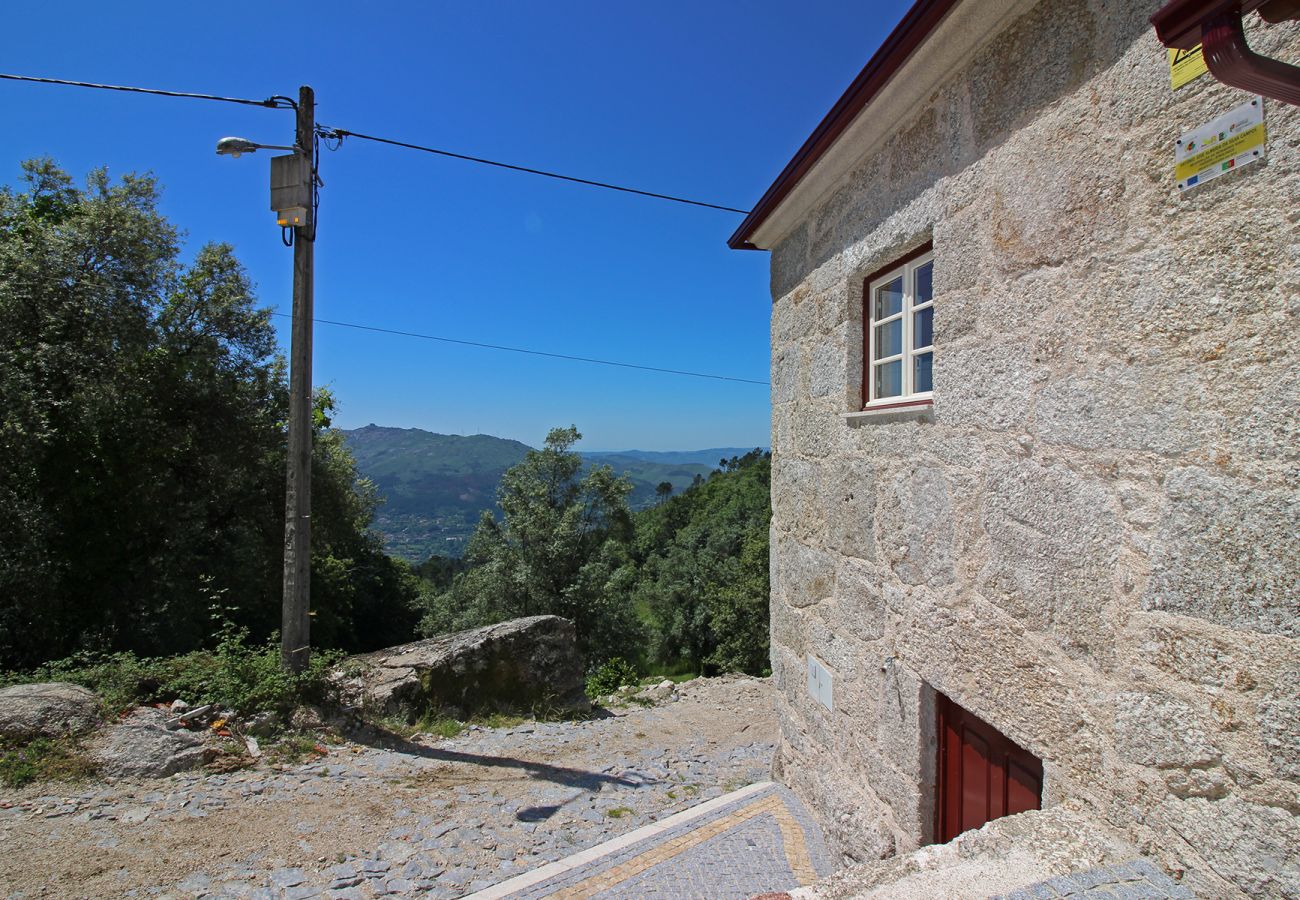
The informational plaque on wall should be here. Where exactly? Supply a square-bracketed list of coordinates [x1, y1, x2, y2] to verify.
[1175, 97, 1265, 192]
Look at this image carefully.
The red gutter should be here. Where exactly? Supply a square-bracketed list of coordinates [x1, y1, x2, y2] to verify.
[1152, 0, 1300, 105]
[727, 0, 961, 250]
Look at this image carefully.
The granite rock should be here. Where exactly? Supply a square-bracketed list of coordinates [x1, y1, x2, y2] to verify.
[0, 682, 100, 739]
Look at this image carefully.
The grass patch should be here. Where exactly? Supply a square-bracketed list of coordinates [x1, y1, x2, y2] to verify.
[605, 806, 633, 819]
[659, 672, 698, 685]
[473, 712, 527, 730]
[422, 716, 466, 739]
[375, 712, 466, 741]
[642, 659, 698, 681]
[263, 733, 327, 767]
[0, 737, 97, 788]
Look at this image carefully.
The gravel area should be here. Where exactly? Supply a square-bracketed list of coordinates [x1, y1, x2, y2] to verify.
[0, 675, 775, 899]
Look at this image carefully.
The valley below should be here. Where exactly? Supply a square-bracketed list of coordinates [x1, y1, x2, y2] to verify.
[344, 425, 760, 561]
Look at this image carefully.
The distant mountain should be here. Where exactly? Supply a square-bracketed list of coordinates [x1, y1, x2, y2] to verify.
[343, 426, 531, 562]
[583, 448, 763, 467]
[586, 454, 712, 513]
[343, 426, 751, 563]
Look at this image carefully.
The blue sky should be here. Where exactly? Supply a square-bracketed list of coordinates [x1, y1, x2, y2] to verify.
[1, 1, 912, 450]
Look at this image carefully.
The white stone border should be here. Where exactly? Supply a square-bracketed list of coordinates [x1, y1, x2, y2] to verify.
[464, 780, 776, 900]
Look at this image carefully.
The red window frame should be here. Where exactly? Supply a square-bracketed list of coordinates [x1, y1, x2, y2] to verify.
[861, 241, 934, 411]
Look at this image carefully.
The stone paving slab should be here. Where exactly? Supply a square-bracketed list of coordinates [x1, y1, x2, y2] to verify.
[468, 781, 833, 899]
[991, 859, 1196, 900]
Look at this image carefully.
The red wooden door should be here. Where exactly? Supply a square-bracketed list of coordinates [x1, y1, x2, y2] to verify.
[937, 694, 1042, 843]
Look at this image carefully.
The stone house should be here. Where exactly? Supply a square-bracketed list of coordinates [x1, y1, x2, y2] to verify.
[729, 0, 1298, 895]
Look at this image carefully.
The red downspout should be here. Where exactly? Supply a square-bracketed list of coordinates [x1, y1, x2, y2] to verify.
[1151, 1, 1300, 106]
[1203, 11, 1300, 104]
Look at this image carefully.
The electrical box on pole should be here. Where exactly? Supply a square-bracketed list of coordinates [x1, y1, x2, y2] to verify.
[270, 153, 312, 228]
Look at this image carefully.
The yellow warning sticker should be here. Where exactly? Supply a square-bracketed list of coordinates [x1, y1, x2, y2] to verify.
[1169, 44, 1208, 90]
[1175, 97, 1266, 191]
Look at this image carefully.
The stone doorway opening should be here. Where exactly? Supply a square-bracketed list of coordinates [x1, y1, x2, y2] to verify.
[936, 693, 1042, 843]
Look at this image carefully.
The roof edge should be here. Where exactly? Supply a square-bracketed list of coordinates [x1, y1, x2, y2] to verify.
[727, 0, 963, 251]
[1149, 0, 1269, 48]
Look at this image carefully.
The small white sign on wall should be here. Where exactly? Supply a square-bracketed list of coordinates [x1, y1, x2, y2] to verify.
[807, 654, 834, 711]
[1176, 96, 1265, 191]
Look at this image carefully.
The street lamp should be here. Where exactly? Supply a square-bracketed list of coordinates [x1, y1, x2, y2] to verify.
[216, 134, 315, 228]
[216, 86, 317, 674]
[215, 136, 299, 158]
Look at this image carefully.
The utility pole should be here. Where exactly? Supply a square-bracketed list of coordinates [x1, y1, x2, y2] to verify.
[281, 84, 315, 673]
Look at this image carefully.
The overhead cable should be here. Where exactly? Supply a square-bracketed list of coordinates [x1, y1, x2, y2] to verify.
[318, 127, 750, 214]
[0, 73, 748, 213]
[270, 312, 769, 386]
[0, 73, 295, 109]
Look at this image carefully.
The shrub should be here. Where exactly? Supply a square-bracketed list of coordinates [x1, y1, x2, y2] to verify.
[0, 619, 342, 719]
[585, 657, 639, 700]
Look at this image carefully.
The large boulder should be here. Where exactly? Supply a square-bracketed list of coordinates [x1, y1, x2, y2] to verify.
[341, 616, 589, 721]
[0, 682, 101, 739]
[91, 707, 212, 778]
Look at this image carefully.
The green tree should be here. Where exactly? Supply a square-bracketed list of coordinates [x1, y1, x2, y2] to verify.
[0, 160, 418, 667]
[303, 391, 424, 653]
[422, 426, 642, 664]
[0, 160, 283, 664]
[622, 449, 771, 675]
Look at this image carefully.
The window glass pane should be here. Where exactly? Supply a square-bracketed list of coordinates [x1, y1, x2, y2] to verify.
[914, 351, 933, 393]
[916, 261, 933, 305]
[874, 277, 903, 320]
[876, 319, 902, 359]
[914, 306, 933, 349]
[875, 360, 902, 398]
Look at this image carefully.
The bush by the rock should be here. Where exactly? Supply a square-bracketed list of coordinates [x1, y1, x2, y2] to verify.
[586, 657, 640, 700]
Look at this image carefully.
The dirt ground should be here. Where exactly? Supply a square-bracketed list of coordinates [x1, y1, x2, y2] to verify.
[0, 675, 776, 899]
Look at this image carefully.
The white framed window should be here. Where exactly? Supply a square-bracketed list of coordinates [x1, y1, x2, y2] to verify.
[864, 249, 934, 408]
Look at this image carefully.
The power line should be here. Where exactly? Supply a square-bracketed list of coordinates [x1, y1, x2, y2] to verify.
[270, 312, 769, 386]
[0, 72, 749, 214]
[319, 127, 750, 214]
[0, 73, 295, 109]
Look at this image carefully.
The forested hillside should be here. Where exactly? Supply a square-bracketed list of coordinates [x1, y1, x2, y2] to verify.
[342, 426, 732, 561]
[343, 426, 531, 561]
[420, 430, 772, 675]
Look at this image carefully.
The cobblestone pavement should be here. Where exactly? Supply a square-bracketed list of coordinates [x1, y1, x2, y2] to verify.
[477, 782, 832, 900]
[991, 860, 1196, 900]
[0, 676, 778, 899]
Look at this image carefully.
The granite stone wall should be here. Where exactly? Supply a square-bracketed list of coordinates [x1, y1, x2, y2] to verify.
[766, 1, 1299, 896]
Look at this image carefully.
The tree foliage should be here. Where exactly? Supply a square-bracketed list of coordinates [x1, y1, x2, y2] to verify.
[623, 449, 771, 675]
[0, 160, 417, 668]
[421, 426, 642, 664]
[420, 438, 772, 678]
